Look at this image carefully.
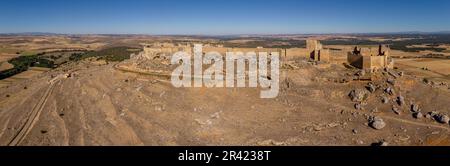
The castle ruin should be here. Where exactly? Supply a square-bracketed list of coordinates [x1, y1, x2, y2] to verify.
[131, 40, 394, 72]
[347, 45, 394, 71]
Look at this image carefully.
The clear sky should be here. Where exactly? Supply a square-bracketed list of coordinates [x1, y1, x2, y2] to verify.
[0, 0, 449, 35]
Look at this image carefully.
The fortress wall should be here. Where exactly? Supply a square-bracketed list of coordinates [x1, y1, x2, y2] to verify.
[285, 48, 310, 60]
[144, 43, 358, 63]
[362, 56, 372, 69]
[370, 56, 394, 70]
[329, 50, 348, 64]
[202, 47, 285, 57]
[318, 49, 330, 62]
[202, 46, 351, 63]
[360, 48, 378, 56]
[370, 56, 385, 70]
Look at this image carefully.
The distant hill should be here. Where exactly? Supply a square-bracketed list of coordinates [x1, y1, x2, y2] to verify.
[0, 32, 60, 36]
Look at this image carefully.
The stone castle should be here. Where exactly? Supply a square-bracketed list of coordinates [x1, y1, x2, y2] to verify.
[132, 40, 393, 71]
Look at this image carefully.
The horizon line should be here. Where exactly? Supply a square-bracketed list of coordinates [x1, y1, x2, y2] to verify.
[2, 31, 450, 36]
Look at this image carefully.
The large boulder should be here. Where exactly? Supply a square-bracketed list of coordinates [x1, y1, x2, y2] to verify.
[366, 82, 376, 93]
[381, 96, 389, 104]
[369, 116, 386, 130]
[349, 89, 369, 102]
[434, 114, 450, 124]
[411, 104, 420, 113]
[384, 87, 395, 96]
[413, 112, 423, 119]
[397, 95, 405, 106]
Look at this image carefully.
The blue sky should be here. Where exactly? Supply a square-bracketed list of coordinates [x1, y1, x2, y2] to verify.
[0, 0, 449, 34]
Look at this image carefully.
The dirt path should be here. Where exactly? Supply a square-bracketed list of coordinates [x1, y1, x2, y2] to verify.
[381, 115, 450, 131]
[7, 80, 58, 146]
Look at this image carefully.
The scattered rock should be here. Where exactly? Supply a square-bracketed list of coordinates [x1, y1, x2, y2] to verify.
[388, 70, 399, 78]
[210, 112, 221, 119]
[399, 72, 404, 77]
[40, 130, 48, 134]
[413, 112, 423, 119]
[349, 89, 369, 102]
[384, 87, 395, 96]
[352, 129, 358, 134]
[159, 91, 166, 98]
[339, 78, 350, 83]
[423, 78, 431, 85]
[392, 106, 401, 115]
[135, 85, 143, 91]
[387, 78, 396, 85]
[312, 125, 324, 131]
[370, 107, 379, 113]
[195, 119, 213, 126]
[425, 113, 432, 119]
[434, 114, 450, 124]
[397, 96, 405, 106]
[154, 104, 165, 111]
[5, 94, 10, 98]
[327, 122, 340, 128]
[369, 116, 386, 130]
[410, 104, 419, 113]
[355, 70, 366, 77]
[354, 103, 363, 110]
[381, 96, 389, 104]
[372, 140, 389, 146]
[356, 140, 364, 145]
[366, 82, 376, 93]
[257, 139, 286, 146]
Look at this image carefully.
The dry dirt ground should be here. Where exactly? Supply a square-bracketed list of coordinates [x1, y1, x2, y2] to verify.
[396, 58, 450, 84]
[0, 67, 50, 88]
[0, 61, 14, 72]
[0, 58, 449, 146]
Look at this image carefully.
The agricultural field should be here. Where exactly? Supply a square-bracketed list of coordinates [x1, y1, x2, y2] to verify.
[0, 67, 50, 88]
[396, 58, 450, 83]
